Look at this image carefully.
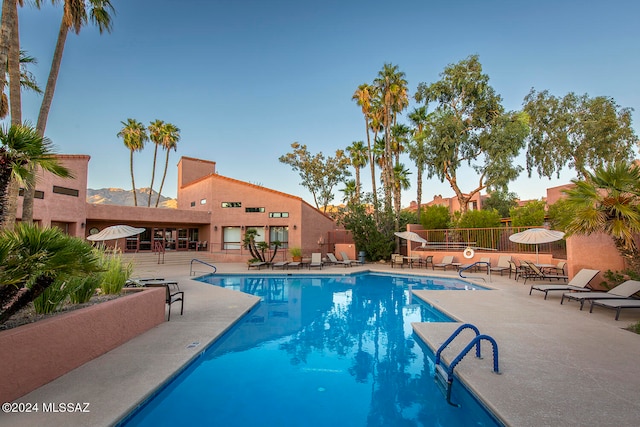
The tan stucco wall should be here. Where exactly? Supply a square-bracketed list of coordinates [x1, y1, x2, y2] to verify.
[0, 287, 165, 403]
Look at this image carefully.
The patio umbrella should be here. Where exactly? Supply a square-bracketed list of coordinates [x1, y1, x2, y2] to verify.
[394, 231, 427, 249]
[87, 225, 145, 249]
[508, 228, 564, 263]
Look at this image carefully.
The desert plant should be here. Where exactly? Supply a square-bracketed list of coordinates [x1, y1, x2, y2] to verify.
[289, 247, 302, 258]
[69, 274, 102, 304]
[98, 251, 133, 294]
[33, 278, 70, 314]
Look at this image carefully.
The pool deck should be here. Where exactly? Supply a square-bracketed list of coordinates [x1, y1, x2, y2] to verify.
[2, 261, 640, 426]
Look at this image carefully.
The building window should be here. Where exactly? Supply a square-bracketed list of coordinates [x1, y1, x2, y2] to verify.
[223, 226, 242, 250]
[200, 198, 207, 205]
[52, 186, 79, 197]
[222, 202, 241, 208]
[270, 226, 289, 248]
[18, 188, 45, 199]
[190, 201, 196, 207]
[245, 207, 265, 213]
[269, 212, 289, 218]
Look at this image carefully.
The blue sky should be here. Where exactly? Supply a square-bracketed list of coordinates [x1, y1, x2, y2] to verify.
[14, 0, 640, 206]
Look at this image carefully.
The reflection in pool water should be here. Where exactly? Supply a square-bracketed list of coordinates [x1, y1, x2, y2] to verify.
[121, 273, 500, 427]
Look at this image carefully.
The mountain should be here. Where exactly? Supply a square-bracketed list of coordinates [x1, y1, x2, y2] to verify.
[87, 188, 177, 209]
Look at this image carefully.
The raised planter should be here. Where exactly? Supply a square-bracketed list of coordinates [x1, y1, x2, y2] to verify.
[0, 286, 166, 403]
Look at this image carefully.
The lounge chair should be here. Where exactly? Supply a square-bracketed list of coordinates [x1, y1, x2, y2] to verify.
[590, 298, 640, 320]
[433, 255, 455, 271]
[248, 261, 267, 270]
[561, 280, 640, 310]
[489, 255, 510, 276]
[522, 261, 568, 284]
[286, 261, 301, 269]
[327, 253, 351, 267]
[529, 269, 600, 300]
[271, 261, 289, 270]
[341, 252, 363, 265]
[309, 252, 323, 269]
[391, 254, 405, 268]
[145, 283, 184, 321]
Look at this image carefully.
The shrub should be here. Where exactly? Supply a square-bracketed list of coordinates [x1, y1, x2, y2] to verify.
[33, 278, 70, 314]
[456, 209, 501, 228]
[69, 275, 102, 304]
[98, 251, 133, 294]
[420, 205, 450, 230]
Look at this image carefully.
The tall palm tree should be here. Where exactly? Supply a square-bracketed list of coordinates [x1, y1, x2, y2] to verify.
[561, 162, 640, 272]
[340, 179, 357, 205]
[147, 119, 165, 207]
[117, 119, 147, 207]
[352, 83, 378, 210]
[0, 123, 71, 229]
[155, 122, 180, 207]
[407, 106, 429, 219]
[346, 140, 368, 202]
[373, 63, 408, 214]
[1, 50, 41, 121]
[21, 0, 114, 224]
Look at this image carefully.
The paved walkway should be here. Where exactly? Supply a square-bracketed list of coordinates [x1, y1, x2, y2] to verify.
[2, 262, 639, 426]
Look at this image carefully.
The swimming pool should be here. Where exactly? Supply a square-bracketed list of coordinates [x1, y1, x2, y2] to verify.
[120, 272, 501, 426]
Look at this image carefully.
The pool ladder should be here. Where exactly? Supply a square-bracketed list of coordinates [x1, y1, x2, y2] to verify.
[434, 323, 500, 407]
[458, 261, 491, 283]
[190, 259, 217, 276]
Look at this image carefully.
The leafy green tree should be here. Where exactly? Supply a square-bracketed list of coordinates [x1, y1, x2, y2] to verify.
[0, 123, 71, 229]
[0, 224, 102, 324]
[523, 89, 638, 179]
[546, 198, 573, 232]
[346, 140, 368, 202]
[337, 198, 394, 262]
[420, 204, 451, 230]
[510, 200, 546, 227]
[414, 55, 529, 215]
[117, 118, 148, 207]
[457, 209, 501, 228]
[560, 162, 640, 272]
[154, 122, 180, 207]
[279, 142, 351, 212]
[483, 190, 518, 218]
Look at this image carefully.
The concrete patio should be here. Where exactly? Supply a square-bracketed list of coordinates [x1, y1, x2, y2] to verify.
[2, 260, 639, 426]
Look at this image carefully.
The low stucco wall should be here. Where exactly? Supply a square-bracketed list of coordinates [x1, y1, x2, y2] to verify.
[0, 287, 166, 403]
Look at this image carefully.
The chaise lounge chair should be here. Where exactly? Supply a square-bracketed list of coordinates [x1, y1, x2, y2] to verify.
[589, 298, 640, 320]
[341, 252, 363, 265]
[489, 255, 511, 276]
[271, 261, 289, 270]
[560, 280, 640, 310]
[529, 268, 600, 300]
[308, 252, 323, 269]
[433, 255, 455, 271]
[327, 253, 351, 267]
[248, 261, 267, 270]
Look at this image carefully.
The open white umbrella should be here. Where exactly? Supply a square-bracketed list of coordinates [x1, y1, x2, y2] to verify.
[508, 228, 564, 263]
[394, 231, 427, 249]
[87, 225, 145, 249]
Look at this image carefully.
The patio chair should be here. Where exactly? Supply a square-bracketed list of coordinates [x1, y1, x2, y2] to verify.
[248, 261, 267, 270]
[590, 298, 640, 320]
[433, 255, 455, 271]
[507, 260, 528, 282]
[522, 261, 568, 284]
[489, 255, 510, 276]
[286, 262, 301, 269]
[271, 261, 289, 270]
[327, 253, 351, 267]
[529, 269, 600, 300]
[309, 252, 323, 269]
[145, 283, 184, 321]
[423, 255, 434, 270]
[341, 252, 363, 265]
[560, 280, 640, 310]
[477, 257, 491, 273]
[391, 254, 405, 268]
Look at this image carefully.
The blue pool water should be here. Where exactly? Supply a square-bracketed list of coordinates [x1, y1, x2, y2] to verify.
[120, 272, 501, 426]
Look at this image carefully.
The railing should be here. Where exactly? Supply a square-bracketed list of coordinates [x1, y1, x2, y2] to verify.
[458, 261, 491, 283]
[190, 259, 217, 276]
[434, 323, 500, 407]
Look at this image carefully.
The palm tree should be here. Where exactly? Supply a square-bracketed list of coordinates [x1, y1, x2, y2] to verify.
[346, 140, 368, 202]
[407, 106, 429, 219]
[155, 122, 180, 207]
[561, 162, 640, 272]
[147, 119, 165, 207]
[0, 224, 101, 324]
[20, 0, 114, 224]
[1, 50, 42, 121]
[340, 179, 357, 205]
[117, 119, 147, 207]
[352, 83, 378, 210]
[0, 123, 71, 229]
